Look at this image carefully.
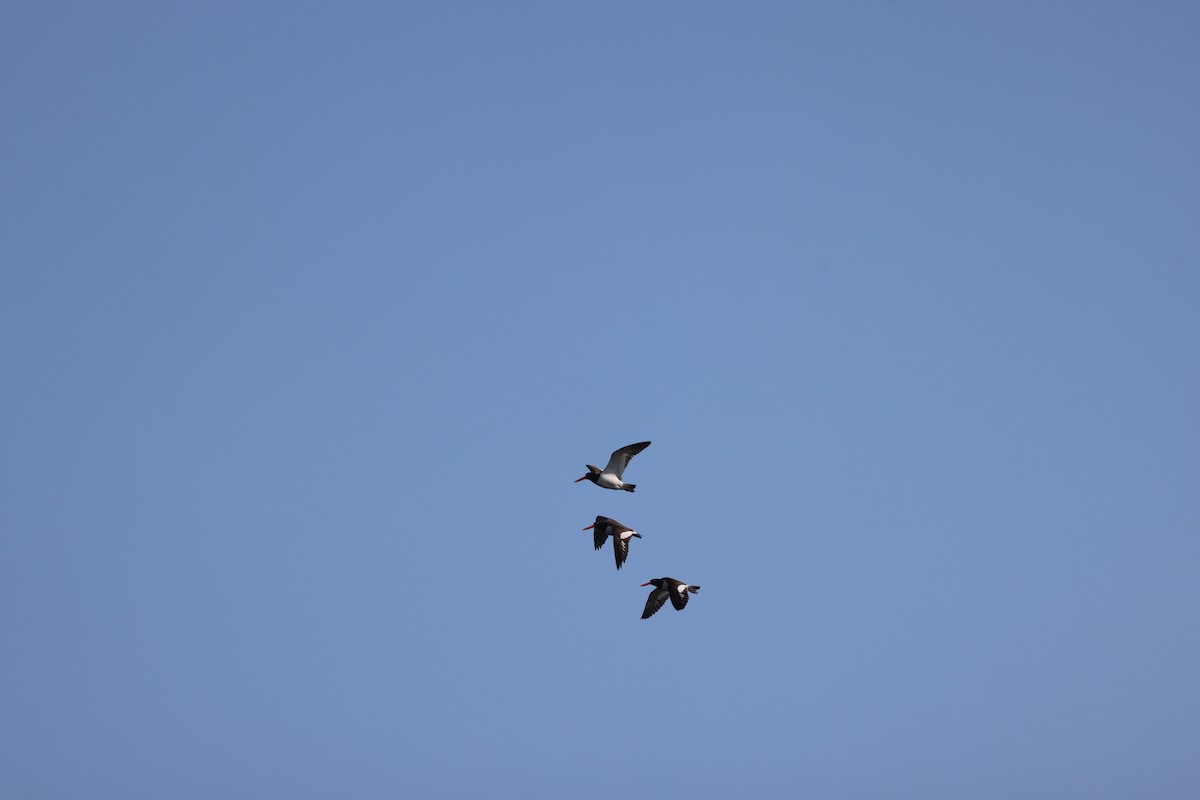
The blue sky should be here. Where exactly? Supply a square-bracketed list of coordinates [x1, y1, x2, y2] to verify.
[2, 2, 1198, 797]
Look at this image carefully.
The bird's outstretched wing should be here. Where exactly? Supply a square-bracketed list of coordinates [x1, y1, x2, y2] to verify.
[669, 582, 690, 610]
[612, 530, 633, 570]
[591, 516, 612, 550]
[604, 441, 651, 479]
[642, 587, 669, 619]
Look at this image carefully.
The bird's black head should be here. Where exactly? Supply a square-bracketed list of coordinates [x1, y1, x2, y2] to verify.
[573, 465, 602, 484]
[581, 516, 610, 532]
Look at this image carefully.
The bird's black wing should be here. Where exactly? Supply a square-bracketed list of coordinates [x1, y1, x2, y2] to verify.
[612, 532, 631, 570]
[642, 587, 669, 619]
[592, 517, 612, 550]
[603, 441, 651, 480]
[669, 582, 690, 610]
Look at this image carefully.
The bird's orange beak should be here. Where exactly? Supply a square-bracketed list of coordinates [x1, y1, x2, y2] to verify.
[582, 524, 595, 530]
[574, 475, 588, 482]
[640, 581, 653, 586]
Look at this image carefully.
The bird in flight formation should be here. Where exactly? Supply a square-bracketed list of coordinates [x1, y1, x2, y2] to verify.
[640, 577, 702, 619]
[583, 515, 641, 570]
[574, 441, 651, 492]
[574, 441, 700, 619]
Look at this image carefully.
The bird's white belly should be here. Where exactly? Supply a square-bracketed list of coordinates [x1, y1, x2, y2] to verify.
[596, 474, 623, 489]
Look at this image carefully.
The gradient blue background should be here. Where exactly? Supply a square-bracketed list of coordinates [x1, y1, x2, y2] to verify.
[3, 2, 1197, 797]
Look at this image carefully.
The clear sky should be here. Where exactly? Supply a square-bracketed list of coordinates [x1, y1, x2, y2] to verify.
[2, 2, 1198, 798]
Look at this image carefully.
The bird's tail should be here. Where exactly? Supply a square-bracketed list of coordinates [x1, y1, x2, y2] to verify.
[688, 585, 701, 594]
[622, 483, 636, 492]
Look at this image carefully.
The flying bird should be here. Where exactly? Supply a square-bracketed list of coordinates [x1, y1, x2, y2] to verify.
[574, 441, 651, 492]
[583, 516, 642, 570]
[640, 577, 701, 619]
